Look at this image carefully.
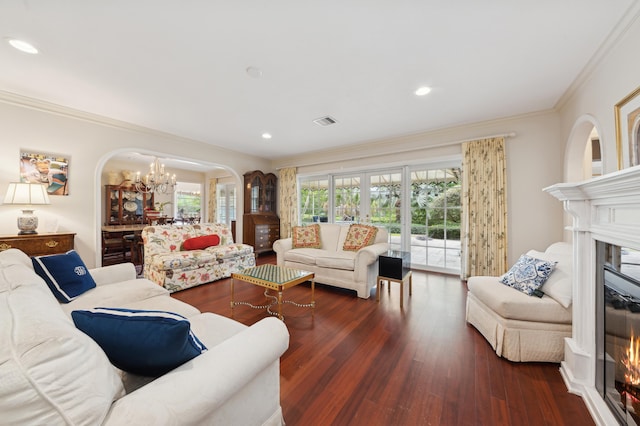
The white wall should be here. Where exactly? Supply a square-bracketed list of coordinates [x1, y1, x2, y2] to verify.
[558, 12, 640, 176]
[274, 110, 565, 265]
[0, 98, 273, 267]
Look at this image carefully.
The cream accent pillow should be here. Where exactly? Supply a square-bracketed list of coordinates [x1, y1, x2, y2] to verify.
[292, 224, 322, 248]
[528, 249, 572, 308]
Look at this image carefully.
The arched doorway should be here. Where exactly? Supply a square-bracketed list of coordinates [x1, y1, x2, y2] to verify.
[95, 150, 241, 266]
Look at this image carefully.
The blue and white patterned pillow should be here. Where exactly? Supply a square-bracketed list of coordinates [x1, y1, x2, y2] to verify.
[71, 307, 207, 376]
[499, 254, 557, 296]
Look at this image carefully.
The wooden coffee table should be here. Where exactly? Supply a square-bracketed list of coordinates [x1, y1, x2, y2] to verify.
[231, 264, 315, 321]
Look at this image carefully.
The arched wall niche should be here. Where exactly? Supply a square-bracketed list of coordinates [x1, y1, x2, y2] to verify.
[560, 114, 605, 241]
[564, 114, 605, 183]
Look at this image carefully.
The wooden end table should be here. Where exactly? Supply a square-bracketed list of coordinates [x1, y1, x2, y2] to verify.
[377, 250, 412, 308]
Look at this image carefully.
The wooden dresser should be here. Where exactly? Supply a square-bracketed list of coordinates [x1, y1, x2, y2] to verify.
[245, 214, 280, 255]
[0, 232, 75, 257]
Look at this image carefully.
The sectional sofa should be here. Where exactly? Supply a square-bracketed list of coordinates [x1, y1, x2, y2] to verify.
[0, 248, 289, 425]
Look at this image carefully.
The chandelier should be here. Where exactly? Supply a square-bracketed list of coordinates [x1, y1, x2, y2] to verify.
[134, 157, 176, 194]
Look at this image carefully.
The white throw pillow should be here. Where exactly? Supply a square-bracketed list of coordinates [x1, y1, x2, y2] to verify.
[528, 249, 572, 308]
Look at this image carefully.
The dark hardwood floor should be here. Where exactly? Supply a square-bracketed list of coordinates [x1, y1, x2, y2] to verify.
[172, 254, 594, 426]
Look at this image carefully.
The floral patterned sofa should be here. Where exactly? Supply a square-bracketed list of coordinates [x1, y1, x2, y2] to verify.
[142, 223, 255, 292]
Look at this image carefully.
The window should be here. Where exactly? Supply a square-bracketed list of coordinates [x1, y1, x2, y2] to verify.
[175, 182, 202, 221]
[409, 167, 461, 271]
[298, 163, 462, 273]
[216, 183, 236, 225]
[299, 177, 329, 224]
[369, 171, 402, 251]
[334, 175, 360, 223]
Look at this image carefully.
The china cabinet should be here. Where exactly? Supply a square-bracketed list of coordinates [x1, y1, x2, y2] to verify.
[105, 185, 154, 225]
[242, 170, 280, 254]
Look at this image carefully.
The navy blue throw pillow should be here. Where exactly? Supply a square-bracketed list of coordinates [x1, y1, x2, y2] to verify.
[32, 250, 96, 303]
[71, 307, 207, 376]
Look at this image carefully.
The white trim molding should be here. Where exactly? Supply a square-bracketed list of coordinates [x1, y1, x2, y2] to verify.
[545, 165, 640, 426]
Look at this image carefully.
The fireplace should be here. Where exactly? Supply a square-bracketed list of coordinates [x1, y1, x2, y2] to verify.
[545, 165, 640, 425]
[596, 242, 640, 424]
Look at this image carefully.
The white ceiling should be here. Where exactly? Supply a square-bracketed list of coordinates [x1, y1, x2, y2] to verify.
[0, 1, 635, 160]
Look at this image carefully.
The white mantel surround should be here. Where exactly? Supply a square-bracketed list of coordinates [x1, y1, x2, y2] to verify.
[545, 165, 640, 426]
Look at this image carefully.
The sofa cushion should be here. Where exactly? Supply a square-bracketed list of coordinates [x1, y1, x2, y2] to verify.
[292, 224, 322, 249]
[183, 234, 221, 250]
[58, 278, 171, 316]
[499, 254, 557, 296]
[528, 249, 572, 308]
[150, 250, 218, 271]
[204, 243, 254, 260]
[0, 259, 124, 425]
[342, 224, 378, 251]
[467, 276, 571, 323]
[32, 250, 96, 303]
[72, 307, 207, 376]
[315, 252, 356, 271]
[284, 248, 322, 265]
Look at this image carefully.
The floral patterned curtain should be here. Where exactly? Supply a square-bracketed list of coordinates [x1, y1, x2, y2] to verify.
[207, 178, 217, 223]
[460, 137, 508, 279]
[278, 167, 297, 238]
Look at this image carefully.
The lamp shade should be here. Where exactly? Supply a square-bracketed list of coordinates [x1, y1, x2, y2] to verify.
[4, 182, 51, 205]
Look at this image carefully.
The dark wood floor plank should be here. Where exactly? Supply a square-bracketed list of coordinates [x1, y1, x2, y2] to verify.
[171, 253, 595, 426]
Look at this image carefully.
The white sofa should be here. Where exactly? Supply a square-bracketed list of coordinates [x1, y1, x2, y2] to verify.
[0, 248, 289, 425]
[273, 223, 389, 299]
[465, 242, 572, 362]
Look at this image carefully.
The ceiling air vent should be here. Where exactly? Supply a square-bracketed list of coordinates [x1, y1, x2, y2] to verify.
[313, 116, 338, 127]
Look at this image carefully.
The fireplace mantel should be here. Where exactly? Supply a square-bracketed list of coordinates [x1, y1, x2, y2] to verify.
[545, 165, 640, 426]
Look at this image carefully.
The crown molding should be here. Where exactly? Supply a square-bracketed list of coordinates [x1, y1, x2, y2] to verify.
[0, 90, 243, 157]
[555, 1, 640, 111]
[272, 109, 553, 170]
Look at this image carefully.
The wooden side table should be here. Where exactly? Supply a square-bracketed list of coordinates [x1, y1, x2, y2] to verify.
[377, 250, 412, 308]
[0, 232, 75, 257]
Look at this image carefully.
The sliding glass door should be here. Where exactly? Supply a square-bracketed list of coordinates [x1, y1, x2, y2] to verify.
[409, 167, 461, 271]
[334, 175, 360, 223]
[298, 163, 462, 274]
[369, 171, 402, 251]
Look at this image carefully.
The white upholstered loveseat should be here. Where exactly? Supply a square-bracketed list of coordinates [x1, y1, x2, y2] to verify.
[0, 248, 289, 425]
[273, 223, 389, 299]
[465, 242, 572, 362]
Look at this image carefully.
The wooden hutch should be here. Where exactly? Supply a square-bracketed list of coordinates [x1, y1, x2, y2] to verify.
[243, 170, 280, 255]
[104, 184, 154, 225]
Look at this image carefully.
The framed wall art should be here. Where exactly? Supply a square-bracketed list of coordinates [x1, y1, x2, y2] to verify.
[19, 150, 70, 195]
[614, 85, 640, 169]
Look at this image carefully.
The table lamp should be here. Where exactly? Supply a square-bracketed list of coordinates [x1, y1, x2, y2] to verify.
[3, 182, 51, 234]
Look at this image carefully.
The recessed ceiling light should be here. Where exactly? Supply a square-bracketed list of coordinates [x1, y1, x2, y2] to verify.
[415, 86, 431, 96]
[262, 133, 272, 139]
[7, 38, 38, 54]
[246, 66, 263, 79]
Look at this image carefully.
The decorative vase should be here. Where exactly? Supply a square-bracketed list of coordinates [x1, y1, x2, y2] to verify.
[17, 209, 38, 234]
